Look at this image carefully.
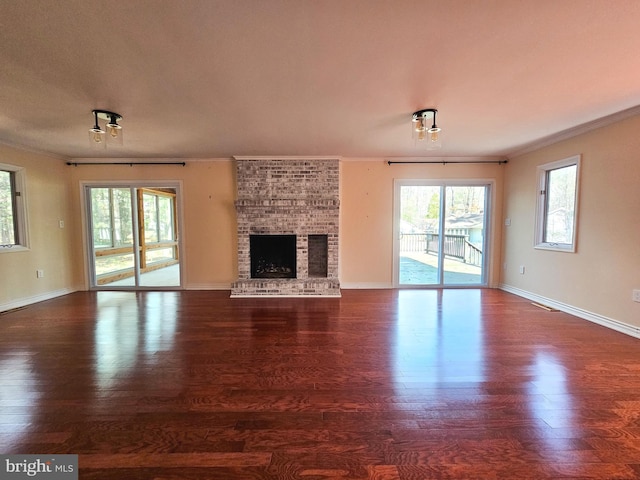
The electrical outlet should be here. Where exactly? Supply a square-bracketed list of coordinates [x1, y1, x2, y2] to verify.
[59, 220, 65, 228]
[36, 269, 44, 278]
[633, 290, 640, 303]
[519, 265, 525, 274]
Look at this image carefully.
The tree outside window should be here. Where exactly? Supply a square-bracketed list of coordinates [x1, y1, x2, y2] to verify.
[0, 170, 16, 245]
[0, 164, 28, 251]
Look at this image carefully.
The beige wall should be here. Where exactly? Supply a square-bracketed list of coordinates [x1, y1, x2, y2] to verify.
[502, 114, 640, 329]
[0, 145, 79, 309]
[339, 159, 505, 288]
[66, 160, 238, 290]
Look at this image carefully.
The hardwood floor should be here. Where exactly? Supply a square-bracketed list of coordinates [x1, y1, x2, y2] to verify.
[1, 289, 640, 479]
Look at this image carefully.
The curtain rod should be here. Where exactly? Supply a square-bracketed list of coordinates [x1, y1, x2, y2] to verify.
[387, 160, 507, 165]
[67, 161, 186, 166]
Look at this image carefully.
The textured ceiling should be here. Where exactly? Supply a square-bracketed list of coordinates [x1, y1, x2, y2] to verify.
[1, 0, 640, 160]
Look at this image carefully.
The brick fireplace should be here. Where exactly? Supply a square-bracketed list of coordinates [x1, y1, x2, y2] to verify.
[231, 157, 340, 297]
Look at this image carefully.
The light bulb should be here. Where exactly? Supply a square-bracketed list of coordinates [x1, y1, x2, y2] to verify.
[105, 123, 123, 146]
[107, 124, 121, 138]
[426, 126, 442, 149]
[90, 128, 104, 143]
[89, 127, 106, 149]
[414, 117, 427, 140]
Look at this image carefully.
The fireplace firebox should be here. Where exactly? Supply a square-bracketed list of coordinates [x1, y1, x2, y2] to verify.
[250, 235, 296, 279]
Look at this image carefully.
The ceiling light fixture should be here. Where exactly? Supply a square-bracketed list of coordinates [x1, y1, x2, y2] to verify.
[89, 109, 123, 149]
[412, 108, 441, 149]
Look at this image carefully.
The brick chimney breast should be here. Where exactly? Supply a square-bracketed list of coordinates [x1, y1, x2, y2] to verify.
[231, 157, 340, 297]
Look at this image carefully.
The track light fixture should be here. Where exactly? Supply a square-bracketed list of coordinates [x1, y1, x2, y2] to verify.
[412, 108, 441, 149]
[89, 109, 123, 149]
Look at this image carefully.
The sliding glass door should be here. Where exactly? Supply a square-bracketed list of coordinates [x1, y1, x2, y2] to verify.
[395, 181, 490, 287]
[84, 183, 182, 289]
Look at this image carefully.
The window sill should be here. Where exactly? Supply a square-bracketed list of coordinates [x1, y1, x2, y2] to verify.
[0, 245, 30, 254]
[535, 243, 576, 253]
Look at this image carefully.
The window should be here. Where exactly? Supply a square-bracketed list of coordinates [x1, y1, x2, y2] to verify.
[91, 187, 134, 249]
[0, 163, 28, 252]
[142, 190, 176, 244]
[140, 188, 178, 267]
[535, 154, 580, 252]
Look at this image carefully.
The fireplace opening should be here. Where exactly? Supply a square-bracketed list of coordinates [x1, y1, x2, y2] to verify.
[250, 235, 296, 279]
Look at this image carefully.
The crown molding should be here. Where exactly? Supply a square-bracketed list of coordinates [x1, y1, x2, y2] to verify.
[233, 155, 342, 161]
[0, 139, 68, 161]
[508, 104, 640, 158]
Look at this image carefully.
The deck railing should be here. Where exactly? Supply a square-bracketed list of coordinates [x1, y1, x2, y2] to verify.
[400, 233, 483, 267]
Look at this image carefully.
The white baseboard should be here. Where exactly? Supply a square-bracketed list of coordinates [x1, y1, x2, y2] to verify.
[340, 282, 393, 289]
[0, 287, 79, 313]
[340, 283, 498, 290]
[184, 283, 232, 290]
[499, 284, 640, 340]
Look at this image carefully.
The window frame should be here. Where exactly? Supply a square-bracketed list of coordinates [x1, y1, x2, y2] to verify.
[0, 163, 29, 253]
[534, 154, 581, 252]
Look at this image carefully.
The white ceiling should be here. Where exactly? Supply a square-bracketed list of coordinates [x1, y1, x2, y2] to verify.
[1, 0, 640, 160]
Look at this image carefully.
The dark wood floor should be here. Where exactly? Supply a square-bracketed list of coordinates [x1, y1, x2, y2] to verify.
[1, 289, 640, 479]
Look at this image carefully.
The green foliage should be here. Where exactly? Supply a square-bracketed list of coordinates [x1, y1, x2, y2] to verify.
[0, 171, 16, 244]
